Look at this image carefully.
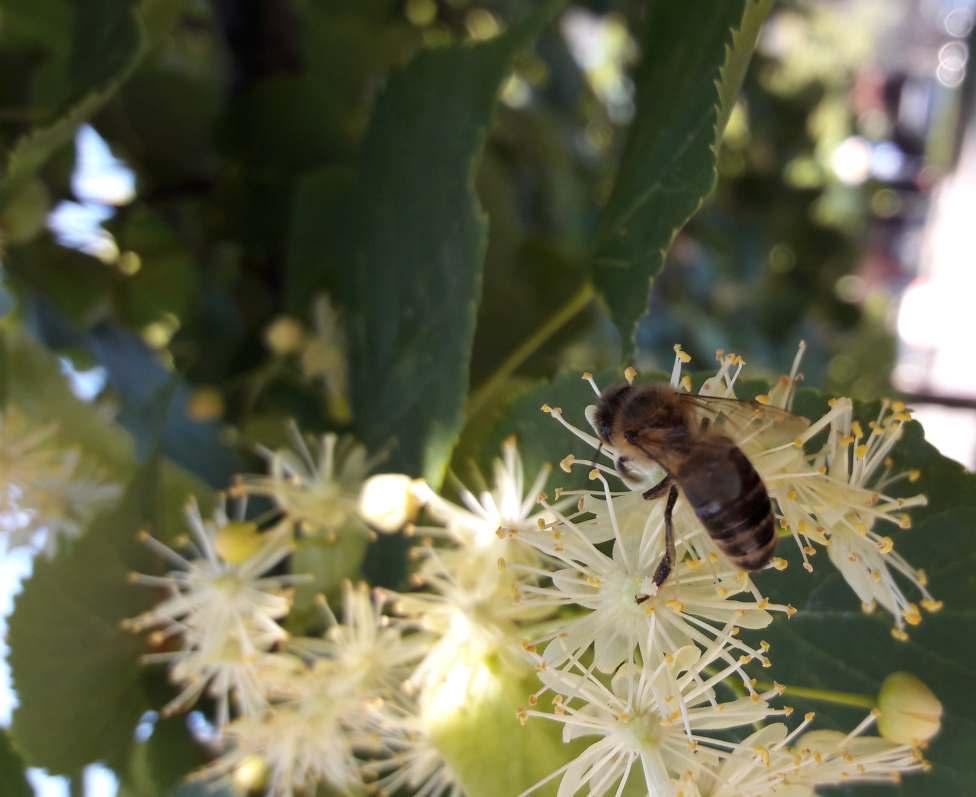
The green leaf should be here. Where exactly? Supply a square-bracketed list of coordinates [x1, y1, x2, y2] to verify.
[119, 716, 207, 797]
[592, 0, 772, 350]
[8, 460, 187, 774]
[755, 507, 976, 795]
[0, 731, 32, 797]
[0, 0, 185, 203]
[342, 0, 566, 485]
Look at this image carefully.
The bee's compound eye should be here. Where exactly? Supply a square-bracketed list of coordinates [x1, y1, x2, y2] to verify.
[624, 429, 638, 444]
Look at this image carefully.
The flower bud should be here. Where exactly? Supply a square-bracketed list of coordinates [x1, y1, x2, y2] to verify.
[358, 473, 421, 532]
[263, 316, 305, 355]
[877, 671, 942, 745]
[187, 386, 225, 421]
[232, 754, 269, 793]
[214, 521, 265, 564]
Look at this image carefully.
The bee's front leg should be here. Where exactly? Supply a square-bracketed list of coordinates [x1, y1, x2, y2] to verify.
[641, 474, 672, 501]
[651, 485, 679, 587]
[637, 484, 679, 602]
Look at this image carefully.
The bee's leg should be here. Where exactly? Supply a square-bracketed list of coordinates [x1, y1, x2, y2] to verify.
[651, 485, 679, 587]
[641, 474, 672, 501]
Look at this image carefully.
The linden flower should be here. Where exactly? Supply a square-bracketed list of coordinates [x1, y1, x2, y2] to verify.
[0, 408, 120, 555]
[511, 485, 791, 680]
[287, 580, 427, 697]
[393, 541, 541, 692]
[411, 435, 554, 554]
[803, 399, 936, 636]
[684, 708, 926, 797]
[195, 660, 368, 796]
[239, 422, 375, 539]
[359, 704, 464, 797]
[519, 635, 789, 797]
[125, 497, 305, 725]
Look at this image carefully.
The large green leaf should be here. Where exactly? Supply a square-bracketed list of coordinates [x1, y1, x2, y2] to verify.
[342, 0, 566, 486]
[8, 460, 187, 774]
[750, 413, 976, 795]
[592, 0, 772, 350]
[0, 730, 32, 797]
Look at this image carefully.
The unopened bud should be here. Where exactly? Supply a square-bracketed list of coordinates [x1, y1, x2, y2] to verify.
[263, 316, 306, 355]
[358, 474, 422, 533]
[214, 521, 264, 564]
[187, 386, 225, 421]
[877, 672, 942, 745]
[232, 754, 269, 792]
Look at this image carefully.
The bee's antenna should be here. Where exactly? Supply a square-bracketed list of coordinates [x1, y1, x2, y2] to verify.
[595, 442, 605, 463]
[581, 371, 601, 397]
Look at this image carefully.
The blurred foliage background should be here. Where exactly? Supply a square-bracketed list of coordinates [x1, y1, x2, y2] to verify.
[1, 0, 975, 793]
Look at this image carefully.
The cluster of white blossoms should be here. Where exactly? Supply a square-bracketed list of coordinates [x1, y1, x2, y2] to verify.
[126, 429, 460, 795]
[506, 344, 940, 796]
[0, 406, 120, 556]
[125, 346, 944, 797]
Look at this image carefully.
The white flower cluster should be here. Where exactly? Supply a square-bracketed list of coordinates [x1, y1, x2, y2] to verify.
[125, 347, 942, 797]
[507, 344, 937, 796]
[126, 430, 456, 796]
[0, 406, 120, 556]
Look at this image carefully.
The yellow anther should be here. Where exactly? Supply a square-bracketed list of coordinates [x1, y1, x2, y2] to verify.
[891, 628, 909, 642]
[581, 371, 593, 380]
[916, 569, 928, 586]
[541, 403, 552, 413]
[854, 444, 868, 459]
[770, 557, 788, 571]
[755, 394, 771, 405]
[665, 600, 684, 613]
[840, 434, 855, 446]
[852, 421, 864, 439]
[904, 604, 922, 626]
[792, 437, 804, 449]
[861, 601, 877, 614]
[754, 747, 771, 767]
[587, 468, 599, 481]
[560, 454, 575, 473]
[680, 374, 692, 392]
[756, 598, 770, 610]
[897, 515, 912, 529]
[786, 605, 797, 618]
[877, 537, 894, 554]
[921, 599, 943, 613]
[787, 488, 799, 500]
[908, 469, 921, 482]
[624, 366, 637, 384]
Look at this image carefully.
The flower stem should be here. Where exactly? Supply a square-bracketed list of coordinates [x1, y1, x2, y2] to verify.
[758, 680, 877, 710]
[466, 282, 595, 419]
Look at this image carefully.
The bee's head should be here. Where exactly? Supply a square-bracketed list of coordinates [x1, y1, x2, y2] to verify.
[593, 383, 634, 444]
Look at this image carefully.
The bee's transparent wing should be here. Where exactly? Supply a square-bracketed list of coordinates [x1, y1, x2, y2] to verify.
[676, 393, 809, 448]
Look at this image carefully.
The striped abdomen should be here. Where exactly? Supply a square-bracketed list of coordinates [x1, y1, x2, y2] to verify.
[675, 438, 776, 571]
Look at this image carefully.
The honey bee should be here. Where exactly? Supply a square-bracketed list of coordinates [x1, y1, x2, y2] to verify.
[593, 382, 809, 589]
